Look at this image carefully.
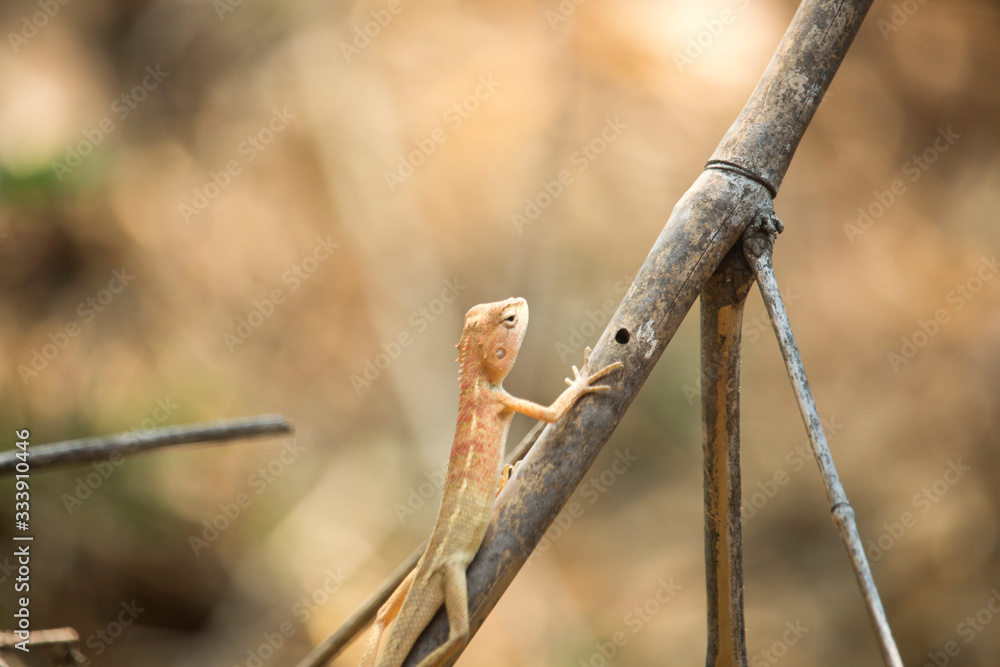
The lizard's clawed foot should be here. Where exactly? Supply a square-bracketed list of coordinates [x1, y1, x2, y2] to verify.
[565, 347, 624, 392]
[497, 461, 522, 494]
[587, 360, 625, 384]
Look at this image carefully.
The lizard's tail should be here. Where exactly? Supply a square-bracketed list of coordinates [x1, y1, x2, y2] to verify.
[374, 572, 445, 667]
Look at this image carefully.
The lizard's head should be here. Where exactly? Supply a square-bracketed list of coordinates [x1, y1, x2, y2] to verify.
[459, 297, 529, 385]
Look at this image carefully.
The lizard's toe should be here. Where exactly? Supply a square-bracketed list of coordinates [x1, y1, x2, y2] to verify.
[587, 361, 624, 383]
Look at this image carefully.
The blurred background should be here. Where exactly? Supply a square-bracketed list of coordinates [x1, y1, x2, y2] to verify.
[1, 0, 998, 665]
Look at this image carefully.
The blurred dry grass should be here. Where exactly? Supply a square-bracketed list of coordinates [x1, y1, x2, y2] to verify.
[1, 0, 999, 665]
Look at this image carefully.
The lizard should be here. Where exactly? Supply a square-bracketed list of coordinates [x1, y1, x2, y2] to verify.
[360, 297, 623, 667]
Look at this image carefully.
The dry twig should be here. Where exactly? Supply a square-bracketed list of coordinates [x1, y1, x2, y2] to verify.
[0, 415, 293, 475]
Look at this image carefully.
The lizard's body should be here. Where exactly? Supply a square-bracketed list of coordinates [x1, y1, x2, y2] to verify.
[361, 298, 622, 667]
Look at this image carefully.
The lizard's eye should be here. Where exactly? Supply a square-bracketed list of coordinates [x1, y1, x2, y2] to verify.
[502, 313, 517, 328]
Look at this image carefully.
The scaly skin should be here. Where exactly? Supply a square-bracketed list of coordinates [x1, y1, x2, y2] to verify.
[360, 297, 622, 667]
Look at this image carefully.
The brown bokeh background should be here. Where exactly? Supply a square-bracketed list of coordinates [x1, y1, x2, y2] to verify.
[2, 0, 999, 665]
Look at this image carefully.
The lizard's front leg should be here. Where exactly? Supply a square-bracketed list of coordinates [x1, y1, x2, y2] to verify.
[501, 349, 623, 423]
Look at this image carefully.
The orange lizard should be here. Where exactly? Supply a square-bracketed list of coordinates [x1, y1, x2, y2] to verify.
[360, 297, 623, 667]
